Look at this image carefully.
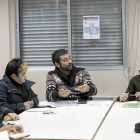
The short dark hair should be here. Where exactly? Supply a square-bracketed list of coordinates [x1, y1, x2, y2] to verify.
[52, 49, 68, 65]
[5, 58, 23, 77]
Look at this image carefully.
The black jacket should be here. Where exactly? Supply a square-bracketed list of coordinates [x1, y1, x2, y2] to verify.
[0, 75, 39, 114]
[0, 106, 14, 128]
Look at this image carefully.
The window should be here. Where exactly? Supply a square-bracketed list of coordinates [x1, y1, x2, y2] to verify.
[17, 0, 68, 66]
[15, 0, 127, 70]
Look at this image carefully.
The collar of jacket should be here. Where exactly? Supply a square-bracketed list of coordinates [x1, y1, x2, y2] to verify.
[3, 75, 35, 90]
[55, 65, 77, 86]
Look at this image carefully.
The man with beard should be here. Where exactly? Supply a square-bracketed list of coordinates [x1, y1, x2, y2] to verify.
[46, 49, 97, 102]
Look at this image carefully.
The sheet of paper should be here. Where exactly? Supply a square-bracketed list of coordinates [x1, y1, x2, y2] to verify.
[27, 108, 50, 112]
[9, 132, 30, 139]
[38, 101, 52, 107]
[122, 103, 140, 108]
[51, 101, 78, 107]
[87, 101, 112, 106]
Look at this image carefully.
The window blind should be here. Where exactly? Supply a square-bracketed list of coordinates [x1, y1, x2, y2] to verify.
[71, 0, 123, 67]
[19, 0, 68, 66]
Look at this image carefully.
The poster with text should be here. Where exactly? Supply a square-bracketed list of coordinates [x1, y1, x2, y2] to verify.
[83, 16, 100, 39]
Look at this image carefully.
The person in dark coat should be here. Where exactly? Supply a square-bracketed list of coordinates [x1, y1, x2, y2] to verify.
[0, 105, 23, 134]
[0, 58, 39, 114]
[117, 75, 140, 102]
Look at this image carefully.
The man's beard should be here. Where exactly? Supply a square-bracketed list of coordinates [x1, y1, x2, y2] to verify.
[60, 63, 72, 71]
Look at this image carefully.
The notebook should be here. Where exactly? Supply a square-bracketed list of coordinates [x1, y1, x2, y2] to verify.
[27, 107, 50, 112]
[9, 132, 30, 139]
[122, 103, 140, 108]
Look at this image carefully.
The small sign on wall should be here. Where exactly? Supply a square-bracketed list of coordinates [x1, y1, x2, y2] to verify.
[83, 15, 100, 39]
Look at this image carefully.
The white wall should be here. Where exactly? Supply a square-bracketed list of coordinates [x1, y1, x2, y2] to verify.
[128, 0, 140, 77]
[1, 0, 138, 102]
[0, 0, 10, 78]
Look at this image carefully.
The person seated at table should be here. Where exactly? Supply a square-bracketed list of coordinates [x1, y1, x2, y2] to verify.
[117, 74, 140, 102]
[46, 49, 97, 102]
[0, 58, 39, 114]
[0, 105, 23, 134]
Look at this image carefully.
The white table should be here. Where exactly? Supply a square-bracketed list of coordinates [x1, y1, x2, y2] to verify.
[94, 102, 140, 140]
[15, 101, 113, 140]
[0, 130, 9, 140]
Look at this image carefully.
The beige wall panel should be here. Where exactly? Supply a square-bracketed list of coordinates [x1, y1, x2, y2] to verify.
[0, 0, 10, 78]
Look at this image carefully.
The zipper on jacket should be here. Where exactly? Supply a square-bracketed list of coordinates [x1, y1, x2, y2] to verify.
[7, 89, 23, 97]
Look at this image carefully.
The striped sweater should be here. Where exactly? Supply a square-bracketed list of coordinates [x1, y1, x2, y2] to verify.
[46, 65, 97, 102]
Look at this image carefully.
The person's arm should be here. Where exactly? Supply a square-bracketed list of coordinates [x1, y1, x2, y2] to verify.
[125, 79, 137, 101]
[4, 113, 19, 122]
[46, 73, 60, 102]
[118, 92, 130, 102]
[0, 123, 4, 128]
[75, 70, 97, 97]
[0, 115, 4, 128]
[28, 88, 39, 107]
[0, 125, 23, 134]
[116, 79, 136, 102]
[0, 83, 25, 114]
[0, 106, 19, 122]
[0, 106, 14, 121]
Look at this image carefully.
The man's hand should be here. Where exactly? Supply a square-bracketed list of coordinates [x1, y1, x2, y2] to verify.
[135, 92, 140, 100]
[0, 125, 23, 134]
[75, 80, 90, 93]
[4, 113, 19, 122]
[58, 89, 71, 97]
[120, 92, 129, 102]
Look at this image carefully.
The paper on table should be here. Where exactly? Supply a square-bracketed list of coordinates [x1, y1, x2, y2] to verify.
[27, 107, 50, 112]
[51, 101, 78, 107]
[9, 132, 30, 139]
[88, 101, 112, 106]
[122, 103, 140, 108]
[38, 101, 52, 107]
[5, 120, 21, 125]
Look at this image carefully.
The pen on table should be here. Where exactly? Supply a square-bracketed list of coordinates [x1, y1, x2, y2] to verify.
[43, 112, 50, 114]
[16, 128, 20, 132]
[50, 106, 56, 108]
[59, 89, 62, 92]
[43, 111, 57, 114]
[7, 123, 14, 125]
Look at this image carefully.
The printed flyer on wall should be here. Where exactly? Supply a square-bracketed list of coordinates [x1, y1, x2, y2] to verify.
[83, 15, 100, 39]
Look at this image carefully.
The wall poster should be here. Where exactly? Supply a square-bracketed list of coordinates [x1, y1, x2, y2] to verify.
[83, 16, 100, 39]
